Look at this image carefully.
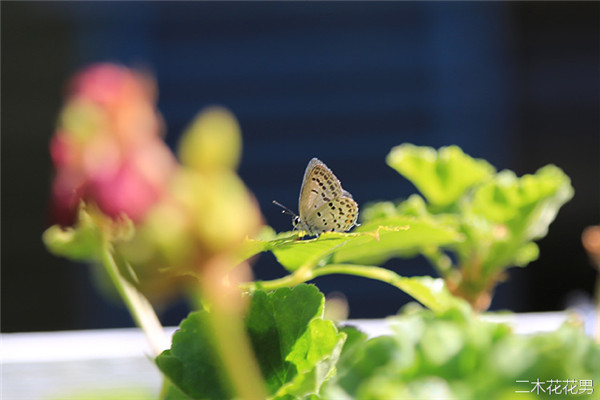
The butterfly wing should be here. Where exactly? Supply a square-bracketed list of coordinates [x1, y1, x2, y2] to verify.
[297, 158, 358, 235]
[304, 196, 359, 234]
[298, 158, 344, 217]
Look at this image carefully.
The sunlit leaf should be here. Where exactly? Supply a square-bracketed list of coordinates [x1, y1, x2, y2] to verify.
[512, 242, 540, 267]
[465, 165, 573, 273]
[239, 218, 461, 272]
[386, 144, 495, 209]
[470, 165, 573, 241]
[236, 227, 299, 265]
[390, 276, 461, 313]
[333, 216, 462, 265]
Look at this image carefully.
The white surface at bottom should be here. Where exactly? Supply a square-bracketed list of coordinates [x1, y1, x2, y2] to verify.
[0, 312, 586, 399]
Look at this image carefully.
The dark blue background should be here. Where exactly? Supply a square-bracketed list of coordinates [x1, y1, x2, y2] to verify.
[2, 2, 598, 331]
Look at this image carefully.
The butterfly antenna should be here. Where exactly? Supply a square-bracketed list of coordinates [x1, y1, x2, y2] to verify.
[272, 200, 297, 217]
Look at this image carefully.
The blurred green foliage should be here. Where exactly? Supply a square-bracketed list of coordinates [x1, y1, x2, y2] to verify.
[386, 144, 496, 210]
[325, 304, 600, 400]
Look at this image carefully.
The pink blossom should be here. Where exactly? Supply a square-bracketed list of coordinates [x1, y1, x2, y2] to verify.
[88, 161, 161, 222]
[50, 63, 175, 225]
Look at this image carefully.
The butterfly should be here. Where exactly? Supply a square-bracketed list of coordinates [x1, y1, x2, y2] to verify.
[274, 158, 359, 236]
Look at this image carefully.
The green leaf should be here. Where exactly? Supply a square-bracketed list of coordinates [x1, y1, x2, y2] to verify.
[247, 285, 323, 393]
[43, 202, 135, 262]
[392, 276, 464, 313]
[512, 242, 539, 267]
[470, 165, 573, 241]
[240, 217, 461, 272]
[248, 285, 346, 399]
[42, 204, 105, 261]
[333, 216, 462, 265]
[360, 195, 431, 221]
[331, 335, 398, 398]
[156, 311, 230, 400]
[162, 381, 193, 400]
[322, 325, 369, 398]
[359, 201, 400, 221]
[467, 165, 573, 272]
[271, 232, 355, 271]
[157, 284, 346, 400]
[241, 229, 400, 272]
[273, 318, 345, 398]
[236, 227, 300, 266]
[336, 326, 369, 369]
[242, 221, 461, 312]
[386, 144, 495, 209]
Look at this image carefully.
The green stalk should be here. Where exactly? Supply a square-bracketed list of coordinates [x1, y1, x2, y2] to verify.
[203, 297, 267, 400]
[242, 264, 447, 312]
[422, 247, 454, 277]
[100, 241, 169, 356]
[201, 259, 267, 400]
[243, 264, 400, 291]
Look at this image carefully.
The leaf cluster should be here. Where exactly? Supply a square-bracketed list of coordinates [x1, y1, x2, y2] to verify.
[362, 144, 574, 308]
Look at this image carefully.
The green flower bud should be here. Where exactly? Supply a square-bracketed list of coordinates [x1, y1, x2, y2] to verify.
[178, 107, 242, 171]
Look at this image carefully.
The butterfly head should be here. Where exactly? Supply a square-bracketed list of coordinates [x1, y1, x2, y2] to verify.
[292, 215, 300, 228]
[273, 200, 301, 229]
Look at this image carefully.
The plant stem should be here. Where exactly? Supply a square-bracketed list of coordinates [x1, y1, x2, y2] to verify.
[201, 258, 267, 400]
[422, 247, 453, 277]
[242, 264, 400, 291]
[100, 241, 169, 356]
[241, 264, 447, 311]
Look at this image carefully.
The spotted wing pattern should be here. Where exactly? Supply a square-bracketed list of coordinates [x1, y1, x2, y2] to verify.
[297, 158, 358, 235]
[304, 197, 359, 234]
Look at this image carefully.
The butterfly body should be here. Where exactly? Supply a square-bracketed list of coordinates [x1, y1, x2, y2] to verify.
[289, 158, 358, 236]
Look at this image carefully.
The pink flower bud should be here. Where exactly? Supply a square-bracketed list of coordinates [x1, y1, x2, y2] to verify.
[49, 131, 73, 168]
[50, 63, 175, 225]
[69, 63, 135, 107]
[88, 161, 161, 222]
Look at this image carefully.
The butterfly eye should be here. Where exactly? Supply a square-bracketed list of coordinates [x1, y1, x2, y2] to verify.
[293, 216, 300, 226]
